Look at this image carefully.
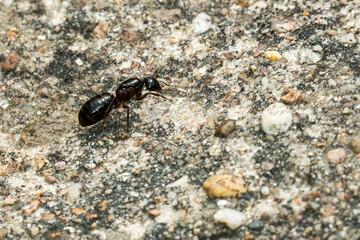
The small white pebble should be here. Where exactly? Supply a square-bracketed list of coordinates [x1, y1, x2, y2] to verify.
[75, 58, 84, 66]
[313, 45, 323, 52]
[214, 208, 246, 229]
[261, 161, 274, 171]
[328, 79, 337, 87]
[191, 13, 213, 34]
[37, 35, 46, 41]
[261, 103, 292, 135]
[217, 199, 229, 207]
[261, 186, 270, 196]
[94, 156, 103, 164]
[298, 48, 322, 64]
[85, 163, 96, 169]
[338, 33, 357, 44]
[66, 183, 83, 202]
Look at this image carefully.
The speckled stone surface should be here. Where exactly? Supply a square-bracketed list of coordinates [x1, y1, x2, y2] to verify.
[0, 0, 360, 239]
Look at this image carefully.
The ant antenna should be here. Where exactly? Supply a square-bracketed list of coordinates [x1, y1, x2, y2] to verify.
[159, 80, 170, 86]
[153, 63, 167, 78]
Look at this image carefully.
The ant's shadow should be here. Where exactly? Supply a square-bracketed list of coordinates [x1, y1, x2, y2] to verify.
[75, 109, 142, 147]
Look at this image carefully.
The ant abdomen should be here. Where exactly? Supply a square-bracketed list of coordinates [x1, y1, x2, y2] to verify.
[78, 92, 114, 127]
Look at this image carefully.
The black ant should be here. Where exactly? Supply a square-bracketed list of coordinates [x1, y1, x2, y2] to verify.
[78, 76, 168, 131]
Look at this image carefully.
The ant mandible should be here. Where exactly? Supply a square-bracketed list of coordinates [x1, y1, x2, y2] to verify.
[78, 74, 168, 131]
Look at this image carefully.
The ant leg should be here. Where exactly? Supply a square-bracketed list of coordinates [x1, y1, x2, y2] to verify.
[136, 92, 149, 100]
[122, 104, 130, 132]
[136, 92, 168, 101]
[127, 107, 129, 132]
[149, 92, 168, 100]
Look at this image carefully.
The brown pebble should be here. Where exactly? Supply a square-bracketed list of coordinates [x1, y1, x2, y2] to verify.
[7, 27, 18, 37]
[123, 30, 140, 42]
[245, 234, 254, 240]
[168, 225, 175, 232]
[40, 214, 55, 220]
[86, 213, 98, 221]
[152, 9, 182, 22]
[2, 52, 19, 71]
[0, 229, 7, 240]
[108, 215, 116, 222]
[327, 148, 347, 164]
[23, 200, 40, 215]
[301, 191, 320, 202]
[49, 232, 61, 238]
[93, 22, 109, 38]
[154, 196, 163, 203]
[349, 138, 360, 154]
[91, 223, 97, 229]
[264, 51, 282, 61]
[71, 170, 79, 179]
[149, 209, 161, 217]
[45, 176, 56, 184]
[105, 189, 112, 195]
[281, 88, 303, 104]
[72, 208, 86, 215]
[203, 174, 247, 199]
[214, 119, 236, 138]
[235, 0, 249, 8]
[98, 200, 108, 212]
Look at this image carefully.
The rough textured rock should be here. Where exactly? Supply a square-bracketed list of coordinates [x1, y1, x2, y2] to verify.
[0, 1, 359, 239]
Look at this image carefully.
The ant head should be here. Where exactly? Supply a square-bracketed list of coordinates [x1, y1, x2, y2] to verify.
[144, 77, 161, 91]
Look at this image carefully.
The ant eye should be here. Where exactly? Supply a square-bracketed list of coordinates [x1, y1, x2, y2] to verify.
[144, 77, 161, 91]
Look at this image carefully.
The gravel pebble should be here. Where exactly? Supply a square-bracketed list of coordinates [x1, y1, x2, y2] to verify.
[271, 17, 304, 33]
[214, 119, 236, 138]
[261, 161, 274, 171]
[0, 229, 7, 240]
[30, 226, 40, 236]
[281, 88, 303, 104]
[66, 183, 83, 202]
[260, 186, 270, 196]
[203, 174, 247, 199]
[10, 224, 24, 236]
[214, 208, 247, 230]
[248, 220, 264, 230]
[2, 52, 19, 71]
[261, 103, 292, 135]
[349, 138, 360, 154]
[327, 148, 347, 164]
[298, 48, 322, 64]
[264, 51, 282, 61]
[191, 13, 213, 34]
[93, 22, 109, 38]
[123, 30, 140, 42]
[338, 33, 357, 44]
[55, 161, 66, 170]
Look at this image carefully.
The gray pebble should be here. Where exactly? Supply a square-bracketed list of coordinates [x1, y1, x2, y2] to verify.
[248, 220, 264, 230]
